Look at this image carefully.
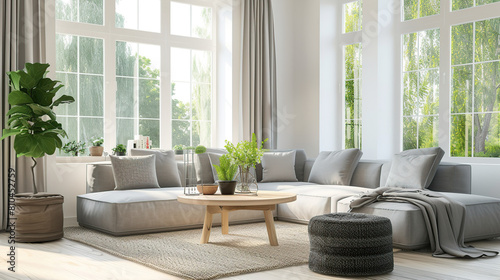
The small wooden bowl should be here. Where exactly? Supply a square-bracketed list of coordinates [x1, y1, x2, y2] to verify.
[197, 184, 218, 195]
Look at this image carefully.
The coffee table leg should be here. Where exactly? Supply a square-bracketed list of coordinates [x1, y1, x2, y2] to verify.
[264, 209, 278, 246]
[201, 206, 214, 244]
[221, 210, 229, 234]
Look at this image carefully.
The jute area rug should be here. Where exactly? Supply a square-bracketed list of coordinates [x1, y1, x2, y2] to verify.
[64, 221, 309, 280]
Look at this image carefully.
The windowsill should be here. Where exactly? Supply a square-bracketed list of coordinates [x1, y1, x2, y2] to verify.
[56, 156, 110, 164]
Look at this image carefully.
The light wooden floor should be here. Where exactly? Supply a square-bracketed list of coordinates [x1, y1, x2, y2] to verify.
[0, 230, 499, 280]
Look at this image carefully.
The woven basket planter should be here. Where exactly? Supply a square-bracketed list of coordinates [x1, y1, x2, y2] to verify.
[308, 212, 393, 276]
[14, 194, 64, 243]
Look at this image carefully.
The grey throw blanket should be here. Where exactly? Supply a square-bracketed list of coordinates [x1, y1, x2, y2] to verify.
[349, 187, 498, 258]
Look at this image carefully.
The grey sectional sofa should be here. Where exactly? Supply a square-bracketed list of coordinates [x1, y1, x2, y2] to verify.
[78, 149, 500, 250]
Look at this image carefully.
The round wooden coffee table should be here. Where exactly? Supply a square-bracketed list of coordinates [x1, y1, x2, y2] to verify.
[177, 191, 296, 246]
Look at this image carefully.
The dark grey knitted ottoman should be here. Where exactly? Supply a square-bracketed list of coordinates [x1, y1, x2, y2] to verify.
[308, 213, 393, 276]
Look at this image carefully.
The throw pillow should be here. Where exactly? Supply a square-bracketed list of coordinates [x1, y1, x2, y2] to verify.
[385, 154, 437, 189]
[308, 149, 363, 185]
[399, 147, 445, 189]
[110, 155, 160, 190]
[130, 149, 182, 187]
[261, 151, 298, 182]
[207, 153, 222, 182]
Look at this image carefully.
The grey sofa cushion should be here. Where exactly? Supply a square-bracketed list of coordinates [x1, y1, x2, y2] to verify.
[207, 153, 222, 181]
[130, 149, 182, 187]
[350, 161, 384, 189]
[261, 151, 298, 182]
[110, 155, 160, 190]
[385, 154, 436, 189]
[77, 188, 267, 235]
[256, 149, 308, 182]
[195, 148, 226, 184]
[337, 192, 500, 249]
[400, 147, 445, 188]
[308, 149, 363, 185]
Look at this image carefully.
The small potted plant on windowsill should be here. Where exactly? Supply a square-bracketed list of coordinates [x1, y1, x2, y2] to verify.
[173, 144, 184, 155]
[112, 144, 127, 156]
[213, 154, 238, 195]
[62, 140, 86, 156]
[89, 136, 104, 156]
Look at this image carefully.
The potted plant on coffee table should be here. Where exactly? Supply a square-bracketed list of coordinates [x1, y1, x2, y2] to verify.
[112, 144, 127, 156]
[89, 136, 104, 156]
[0, 63, 75, 242]
[213, 154, 238, 195]
[224, 133, 267, 194]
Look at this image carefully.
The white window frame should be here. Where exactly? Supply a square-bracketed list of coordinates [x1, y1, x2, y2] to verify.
[48, 0, 217, 160]
[397, 0, 500, 163]
[340, 0, 363, 149]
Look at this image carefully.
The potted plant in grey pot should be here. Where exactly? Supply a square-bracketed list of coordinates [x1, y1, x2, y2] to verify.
[1, 63, 75, 242]
[173, 144, 184, 155]
[112, 144, 127, 156]
[213, 154, 238, 195]
[89, 136, 104, 156]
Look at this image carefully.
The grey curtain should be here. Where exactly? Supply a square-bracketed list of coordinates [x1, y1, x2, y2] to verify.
[1, 0, 46, 230]
[240, 0, 277, 148]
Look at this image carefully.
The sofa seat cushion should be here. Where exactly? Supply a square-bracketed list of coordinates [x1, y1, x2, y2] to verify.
[259, 182, 372, 222]
[77, 188, 266, 235]
[337, 192, 500, 249]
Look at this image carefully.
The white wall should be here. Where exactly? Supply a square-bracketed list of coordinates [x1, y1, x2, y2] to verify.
[273, 0, 320, 158]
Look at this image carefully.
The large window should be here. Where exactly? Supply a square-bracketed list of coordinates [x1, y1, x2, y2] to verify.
[55, 0, 215, 155]
[56, 0, 104, 25]
[344, 43, 362, 149]
[116, 42, 161, 148]
[55, 34, 104, 149]
[342, 1, 362, 149]
[170, 2, 213, 147]
[451, 18, 500, 157]
[343, 0, 362, 33]
[402, 29, 440, 150]
[452, 0, 500, 11]
[403, 0, 440, 21]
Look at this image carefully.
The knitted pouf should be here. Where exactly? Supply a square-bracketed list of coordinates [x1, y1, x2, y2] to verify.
[308, 213, 393, 276]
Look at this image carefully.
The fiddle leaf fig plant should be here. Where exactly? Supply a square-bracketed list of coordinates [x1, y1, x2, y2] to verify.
[1, 63, 75, 194]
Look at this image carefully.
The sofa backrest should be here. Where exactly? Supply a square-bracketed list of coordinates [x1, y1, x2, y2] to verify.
[348, 160, 471, 194]
[379, 161, 471, 194]
[195, 149, 308, 183]
[86, 161, 186, 193]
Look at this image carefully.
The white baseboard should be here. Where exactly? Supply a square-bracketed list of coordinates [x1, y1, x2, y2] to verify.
[64, 216, 78, 227]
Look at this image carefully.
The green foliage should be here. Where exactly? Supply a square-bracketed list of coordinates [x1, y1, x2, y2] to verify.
[112, 144, 127, 154]
[213, 154, 238, 181]
[1, 63, 75, 158]
[90, 136, 103, 146]
[62, 140, 86, 156]
[224, 133, 267, 169]
[475, 145, 500, 157]
[173, 144, 184, 151]
[195, 145, 206, 154]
